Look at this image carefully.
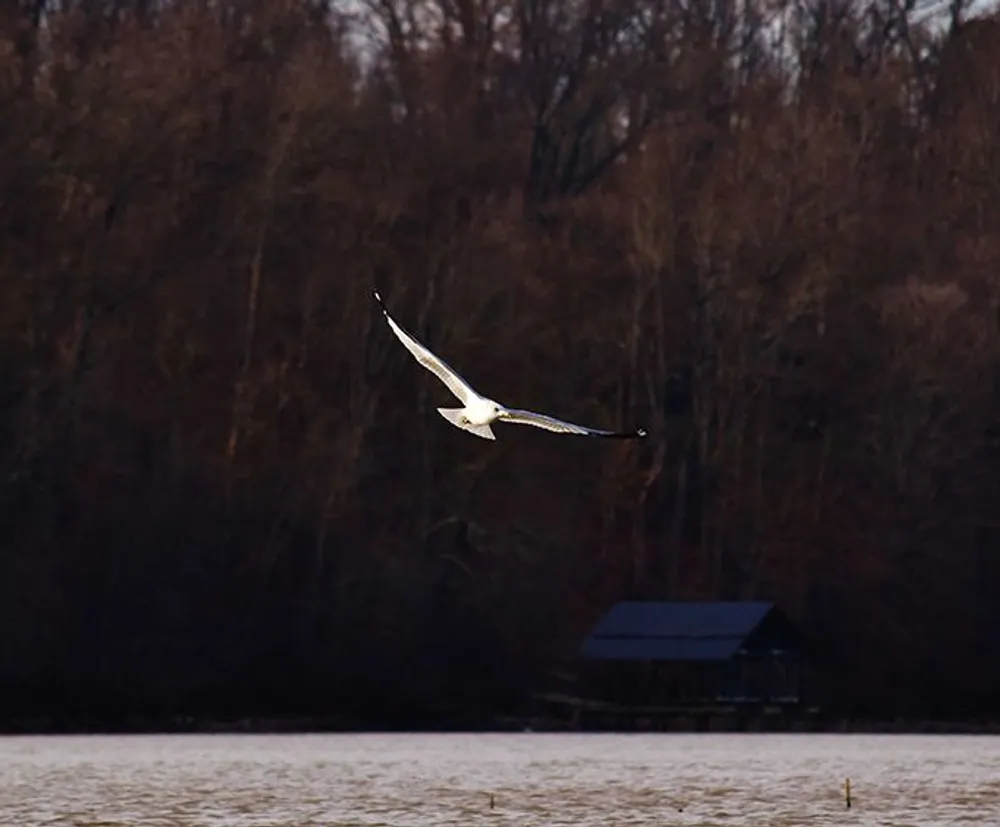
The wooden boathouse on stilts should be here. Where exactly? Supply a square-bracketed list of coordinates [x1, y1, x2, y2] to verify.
[531, 601, 814, 731]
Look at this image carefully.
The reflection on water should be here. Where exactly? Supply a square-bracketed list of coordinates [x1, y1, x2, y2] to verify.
[1, 732, 999, 826]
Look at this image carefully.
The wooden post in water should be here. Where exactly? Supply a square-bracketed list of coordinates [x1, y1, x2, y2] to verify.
[489, 793, 495, 810]
[845, 778, 851, 809]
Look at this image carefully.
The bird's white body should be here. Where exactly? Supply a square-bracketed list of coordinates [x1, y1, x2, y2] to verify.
[436, 397, 502, 441]
[463, 396, 500, 426]
[373, 289, 646, 442]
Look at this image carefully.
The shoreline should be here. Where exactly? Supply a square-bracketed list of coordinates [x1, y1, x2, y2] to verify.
[2, 715, 1000, 736]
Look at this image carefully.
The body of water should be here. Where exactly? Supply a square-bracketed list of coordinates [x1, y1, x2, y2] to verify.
[1, 732, 998, 825]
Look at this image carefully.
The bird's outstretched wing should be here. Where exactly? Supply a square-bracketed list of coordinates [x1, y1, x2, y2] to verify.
[373, 289, 480, 405]
[498, 407, 646, 439]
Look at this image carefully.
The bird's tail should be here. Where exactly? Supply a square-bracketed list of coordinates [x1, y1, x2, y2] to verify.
[437, 407, 496, 441]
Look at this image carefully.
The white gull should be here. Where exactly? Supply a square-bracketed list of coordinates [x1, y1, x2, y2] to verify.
[374, 289, 647, 442]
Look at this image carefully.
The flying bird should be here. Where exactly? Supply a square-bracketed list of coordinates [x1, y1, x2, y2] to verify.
[373, 289, 647, 442]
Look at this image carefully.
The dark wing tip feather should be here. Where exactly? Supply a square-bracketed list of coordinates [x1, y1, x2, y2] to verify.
[592, 427, 647, 439]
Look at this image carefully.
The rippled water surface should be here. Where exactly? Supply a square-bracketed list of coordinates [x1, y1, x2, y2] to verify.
[2, 733, 999, 826]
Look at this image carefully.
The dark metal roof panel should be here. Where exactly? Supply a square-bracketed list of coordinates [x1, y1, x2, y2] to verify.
[587, 601, 774, 640]
[582, 636, 743, 661]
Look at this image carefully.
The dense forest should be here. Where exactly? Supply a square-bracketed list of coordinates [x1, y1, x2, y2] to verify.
[1, 0, 999, 730]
